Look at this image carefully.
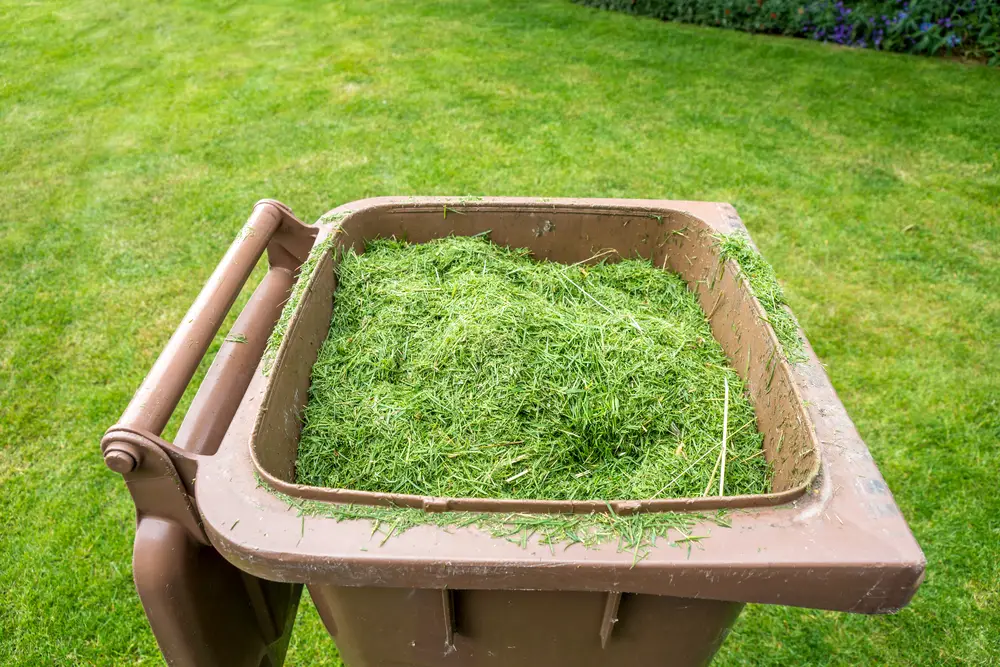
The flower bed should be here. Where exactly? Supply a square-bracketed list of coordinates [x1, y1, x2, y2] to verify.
[575, 0, 999, 64]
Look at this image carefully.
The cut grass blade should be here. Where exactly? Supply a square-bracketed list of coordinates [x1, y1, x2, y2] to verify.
[717, 233, 807, 363]
[720, 376, 729, 497]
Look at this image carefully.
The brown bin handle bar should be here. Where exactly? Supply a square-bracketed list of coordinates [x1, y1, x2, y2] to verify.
[101, 200, 317, 543]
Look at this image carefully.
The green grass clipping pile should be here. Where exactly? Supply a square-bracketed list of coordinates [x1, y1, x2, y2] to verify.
[296, 236, 771, 501]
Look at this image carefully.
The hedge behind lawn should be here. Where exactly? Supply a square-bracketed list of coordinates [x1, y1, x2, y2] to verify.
[575, 0, 999, 64]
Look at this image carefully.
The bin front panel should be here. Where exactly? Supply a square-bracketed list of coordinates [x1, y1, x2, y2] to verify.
[310, 584, 742, 667]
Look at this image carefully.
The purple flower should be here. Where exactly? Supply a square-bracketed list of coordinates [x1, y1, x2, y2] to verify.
[919, 22, 931, 31]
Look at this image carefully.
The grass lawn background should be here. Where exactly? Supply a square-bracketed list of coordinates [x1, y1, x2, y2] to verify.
[1, 0, 998, 664]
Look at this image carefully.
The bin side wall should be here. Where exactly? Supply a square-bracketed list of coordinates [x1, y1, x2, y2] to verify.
[254, 248, 337, 484]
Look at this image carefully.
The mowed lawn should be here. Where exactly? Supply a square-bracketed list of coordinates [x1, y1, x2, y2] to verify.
[2, 0, 998, 664]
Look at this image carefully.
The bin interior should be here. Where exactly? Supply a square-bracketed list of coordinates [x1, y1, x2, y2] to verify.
[251, 199, 819, 513]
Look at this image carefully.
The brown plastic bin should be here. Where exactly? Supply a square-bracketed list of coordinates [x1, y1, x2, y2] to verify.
[103, 197, 924, 667]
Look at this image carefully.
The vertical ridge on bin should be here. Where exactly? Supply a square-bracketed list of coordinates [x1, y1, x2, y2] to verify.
[240, 572, 281, 644]
[600, 592, 622, 648]
[442, 589, 456, 649]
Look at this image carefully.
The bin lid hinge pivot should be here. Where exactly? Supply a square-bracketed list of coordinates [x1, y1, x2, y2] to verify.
[101, 425, 209, 545]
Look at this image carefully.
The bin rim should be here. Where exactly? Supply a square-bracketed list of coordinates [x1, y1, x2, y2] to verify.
[250, 197, 819, 514]
[196, 197, 925, 614]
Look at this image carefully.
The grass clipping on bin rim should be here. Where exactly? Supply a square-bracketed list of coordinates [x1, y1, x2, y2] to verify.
[269, 483, 728, 561]
[718, 233, 807, 363]
[296, 236, 771, 505]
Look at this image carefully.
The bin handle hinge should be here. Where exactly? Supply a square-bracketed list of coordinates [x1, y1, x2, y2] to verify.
[101, 425, 209, 545]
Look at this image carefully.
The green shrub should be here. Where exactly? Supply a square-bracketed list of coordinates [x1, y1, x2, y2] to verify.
[575, 0, 999, 64]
